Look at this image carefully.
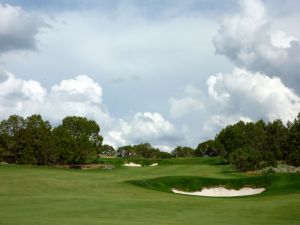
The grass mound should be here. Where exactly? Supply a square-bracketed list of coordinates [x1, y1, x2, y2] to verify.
[128, 173, 300, 196]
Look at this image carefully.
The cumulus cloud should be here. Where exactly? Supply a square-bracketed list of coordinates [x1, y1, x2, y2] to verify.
[0, 71, 111, 124]
[44, 75, 113, 126]
[207, 68, 300, 123]
[169, 84, 204, 118]
[0, 70, 182, 149]
[203, 114, 252, 135]
[213, 0, 300, 91]
[105, 112, 183, 148]
[0, 3, 47, 54]
[0, 70, 46, 117]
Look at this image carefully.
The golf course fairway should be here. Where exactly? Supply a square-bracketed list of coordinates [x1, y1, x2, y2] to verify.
[0, 157, 299, 225]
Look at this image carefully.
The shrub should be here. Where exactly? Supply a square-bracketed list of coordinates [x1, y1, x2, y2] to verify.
[228, 147, 263, 171]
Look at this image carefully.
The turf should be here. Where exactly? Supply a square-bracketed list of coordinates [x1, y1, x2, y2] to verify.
[0, 157, 299, 225]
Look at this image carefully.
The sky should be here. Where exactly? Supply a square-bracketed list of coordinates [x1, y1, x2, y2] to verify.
[0, 0, 300, 151]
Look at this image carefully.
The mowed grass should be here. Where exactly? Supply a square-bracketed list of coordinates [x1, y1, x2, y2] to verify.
[0, 157, 299, 225]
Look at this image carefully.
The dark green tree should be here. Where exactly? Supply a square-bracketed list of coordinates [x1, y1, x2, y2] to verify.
[228, 147, 263, 171]
[287, 113, 300, 166]
[266, 119, 288, 160]
[0, 115, 26, 163]
[98, 144, 115, 157]
[172, 146, 194, 157]
[195, 140, 224, 157]
[116, 145, 134, 158]
[52, 116, 103, 164]
[19, 115, 53, 165]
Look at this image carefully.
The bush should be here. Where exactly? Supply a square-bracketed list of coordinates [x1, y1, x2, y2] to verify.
[228, 147, 263, 171]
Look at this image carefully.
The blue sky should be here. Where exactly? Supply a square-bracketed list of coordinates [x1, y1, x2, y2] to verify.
[0, 0, 300, 151]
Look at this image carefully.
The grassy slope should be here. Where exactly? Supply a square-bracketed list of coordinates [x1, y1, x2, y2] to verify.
[129, 174, 300, 194]
[0, 157, 299, 225]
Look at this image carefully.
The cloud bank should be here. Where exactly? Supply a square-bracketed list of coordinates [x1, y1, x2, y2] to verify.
[168, 0, 300, 140]
[213, 0, 300, 92]
[169, 85, 204, 118]
[207, 68, 300, 122]
[105, 112, 183, 148]
[0, 3, 47, 54]
[0, 70, 182, 150]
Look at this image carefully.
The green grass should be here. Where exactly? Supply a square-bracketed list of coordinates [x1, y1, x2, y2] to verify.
[0, 157, 299, 225]
[128, 174, 300, 195]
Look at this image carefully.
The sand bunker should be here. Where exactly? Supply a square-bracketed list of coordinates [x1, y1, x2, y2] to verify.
[124, 162, 142, 167]
[149, 163, 158, 167]
[172, 187, 265, 197]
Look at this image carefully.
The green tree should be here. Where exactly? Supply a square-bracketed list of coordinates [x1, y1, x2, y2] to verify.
[287, 113, 300, 166]
[52, 116, 103, 164]
[98, 144, 115, 157]
[215, 121, 249, 158]
[61, 116, 103, 148]
[0, 115, 26, 163]
[116, 145, 134, 158]
[195, 140, 224, 157]
[266, 119, 288, 160]
[134, 143, 158, 159]
[19, 115, 53, 165]
[228, 147, 263, 171]
[172, 146, 194, 157]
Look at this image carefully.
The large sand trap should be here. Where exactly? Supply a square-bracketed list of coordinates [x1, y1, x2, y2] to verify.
[149, 163, 158, 167]
[124, 162, 142, 167]
[172, 187, 265, 197]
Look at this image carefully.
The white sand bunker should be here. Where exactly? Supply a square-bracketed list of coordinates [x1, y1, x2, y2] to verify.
[149, 163, 158, 167]
[172, 187, 265, 197]
[124, 162, 142, 167]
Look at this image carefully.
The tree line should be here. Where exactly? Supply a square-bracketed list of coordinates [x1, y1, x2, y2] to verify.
[182, 114, 300, 171]
[0, 114, 173, 165]
[0, 115, 103, 165]
[1, 113, 299, 170]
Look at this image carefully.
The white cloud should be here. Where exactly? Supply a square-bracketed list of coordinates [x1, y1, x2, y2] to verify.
[0, 70, 46, 117]
[169, 85, 204, 118]
[153, 145, 175, 153]
[207, 68, 300, 123]
[105, 112, 183, 148]
[0, 70, 112, 129]
[203, 114, 252, 135]
[0, 3, 47, 54]
[213, 0, 300, 91]
[51, 75, 102, 103]
[44, 75, 112, 126]
[270, 30, 297, 48]
[0, 70, 182, 149]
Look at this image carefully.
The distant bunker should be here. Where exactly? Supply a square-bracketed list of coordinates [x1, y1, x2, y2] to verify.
[172, 186, 265, 197]
[124, 162, 142, 167]
[124, 163, 158, 167]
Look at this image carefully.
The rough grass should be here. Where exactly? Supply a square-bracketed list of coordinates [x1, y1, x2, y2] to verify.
[259, 163, 300, 174]
[0, 157, 299, 225]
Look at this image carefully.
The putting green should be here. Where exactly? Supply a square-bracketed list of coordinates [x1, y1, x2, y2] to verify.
[0, 157, 299, 225]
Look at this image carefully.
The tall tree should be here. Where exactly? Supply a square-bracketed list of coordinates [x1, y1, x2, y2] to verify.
[172, 146, 194, 157]
[20, 115, 53, 165]
[53, 116, 103, 164]
[266, 119, 288, 160]
[195, 140, 224, 157]
[287, 113, 300, 166]
[0, 115, 25, 163]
